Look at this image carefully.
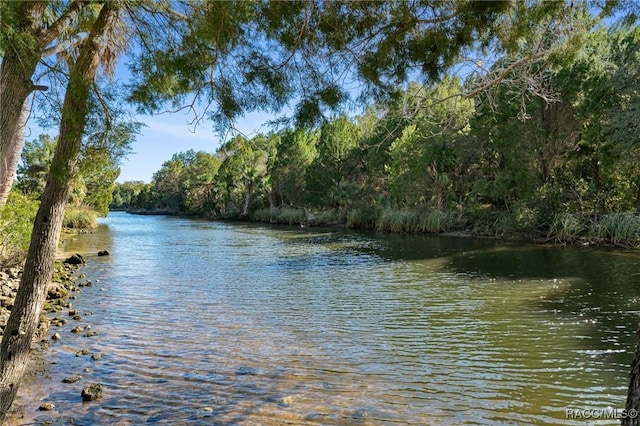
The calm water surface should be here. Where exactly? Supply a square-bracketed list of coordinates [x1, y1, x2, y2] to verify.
[11, 212, 640, 425]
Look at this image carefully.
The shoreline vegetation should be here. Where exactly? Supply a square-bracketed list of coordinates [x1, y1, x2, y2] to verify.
[111, 24, 640, 257]
[125, 207, 640, 250]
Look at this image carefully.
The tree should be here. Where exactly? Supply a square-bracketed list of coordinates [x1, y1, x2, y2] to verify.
[0, 2, 121, 418]
[16, 133, 127, 216]
[16, 134, 56, 196]
[386, 79, 473, 209]
[306, 115, 361, 208]
[0, 1, 89, 207]
[182, 151, 221, 215]
[268, 128, 317, 207]
[110, 181, 147, 210]
[215, 135, 276, 217]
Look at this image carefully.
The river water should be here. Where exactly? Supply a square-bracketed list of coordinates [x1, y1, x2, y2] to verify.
[10, 211, 640, 425]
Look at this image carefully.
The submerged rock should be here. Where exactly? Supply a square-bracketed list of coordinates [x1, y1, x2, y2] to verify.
[97, 250, 109, 257]
[81, 384, 103, 401]
[235, 366, 257, 376]
[62, 375, 82, 384]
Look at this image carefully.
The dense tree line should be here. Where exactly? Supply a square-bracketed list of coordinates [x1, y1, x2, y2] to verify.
[117, 23, 640, 246]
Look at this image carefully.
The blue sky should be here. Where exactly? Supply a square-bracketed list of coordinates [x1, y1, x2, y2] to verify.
[26, 107, 275, 184]
[114, 109, 274, 183]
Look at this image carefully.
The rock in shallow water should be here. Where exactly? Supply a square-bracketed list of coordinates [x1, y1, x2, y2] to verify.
[81, 384, 103, 401]
[62, 374, 82, 384]
[39, 402, 55, 411]
[63, 254, 85, 265]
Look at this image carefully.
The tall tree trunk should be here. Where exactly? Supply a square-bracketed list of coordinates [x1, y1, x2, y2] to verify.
[0, 3, 119, 419]
[0, 0, 87, 208]
[0, 51, 39, 207]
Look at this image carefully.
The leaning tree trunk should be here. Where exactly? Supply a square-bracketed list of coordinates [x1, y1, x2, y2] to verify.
[0, 0, 87, 208]
[624, 326, 640, 426]
[0, 3, 119, 419]
[0, 53, 40, 208]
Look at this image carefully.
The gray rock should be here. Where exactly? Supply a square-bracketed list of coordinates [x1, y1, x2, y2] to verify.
[76, 349, 90, 357]
[51, 333, 61, 341]
[39, 402, 55, 411]
[63, 254, 85, 265]
[81, 384, 103, 401]
[97, 250, 109, 256]
[62, 374, 82, 383]
[91, 352, 102, 361]
[71, 326, 83, 333]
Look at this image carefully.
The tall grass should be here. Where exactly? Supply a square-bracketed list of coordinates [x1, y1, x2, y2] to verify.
[63, 207, 98, 230]
[252, 207, 306, 225]
[346, 207, 379, 230]
[593, 213, 640, 247]
[376, 208, 458, 233]
[548, 212, 584, 243]
[376, 208, 408, 232]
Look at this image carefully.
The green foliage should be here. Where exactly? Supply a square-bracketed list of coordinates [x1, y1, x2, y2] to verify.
[214, 135, 275, 217]
[111, 181, 147, 210]
[16, 131, 129, 217]
[306, 115, 361, 207]
[268, 128, 317, 207]
[0, 192, 38, 266]
[16, 134, 56, 195]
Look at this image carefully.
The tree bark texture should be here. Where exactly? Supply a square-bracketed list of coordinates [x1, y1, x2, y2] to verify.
[0, 27, 40, 207]
[0, 3, 119, 419]
[625, 326, 640, 426]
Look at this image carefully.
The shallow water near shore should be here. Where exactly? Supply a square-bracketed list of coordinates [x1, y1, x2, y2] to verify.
[9, 211, 640, 424]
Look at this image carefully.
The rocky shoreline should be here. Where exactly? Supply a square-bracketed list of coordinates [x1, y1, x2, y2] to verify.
[0, 259, 82, 341]
[1, 255, 93, 422]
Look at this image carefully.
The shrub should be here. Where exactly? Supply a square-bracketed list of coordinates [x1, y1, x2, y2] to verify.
[549, 212, 584, 243]
[0, 192, 38, 267]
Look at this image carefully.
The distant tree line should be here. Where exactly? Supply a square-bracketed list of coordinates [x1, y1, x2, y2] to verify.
[113, 23, 640, 245]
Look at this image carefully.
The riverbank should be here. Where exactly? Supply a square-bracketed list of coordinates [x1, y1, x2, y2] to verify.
[1, 259, 85, 422]
[232, 207, 640, 249]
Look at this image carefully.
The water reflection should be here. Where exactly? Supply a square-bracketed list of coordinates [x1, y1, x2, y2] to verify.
[10, 213, 639, 425]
